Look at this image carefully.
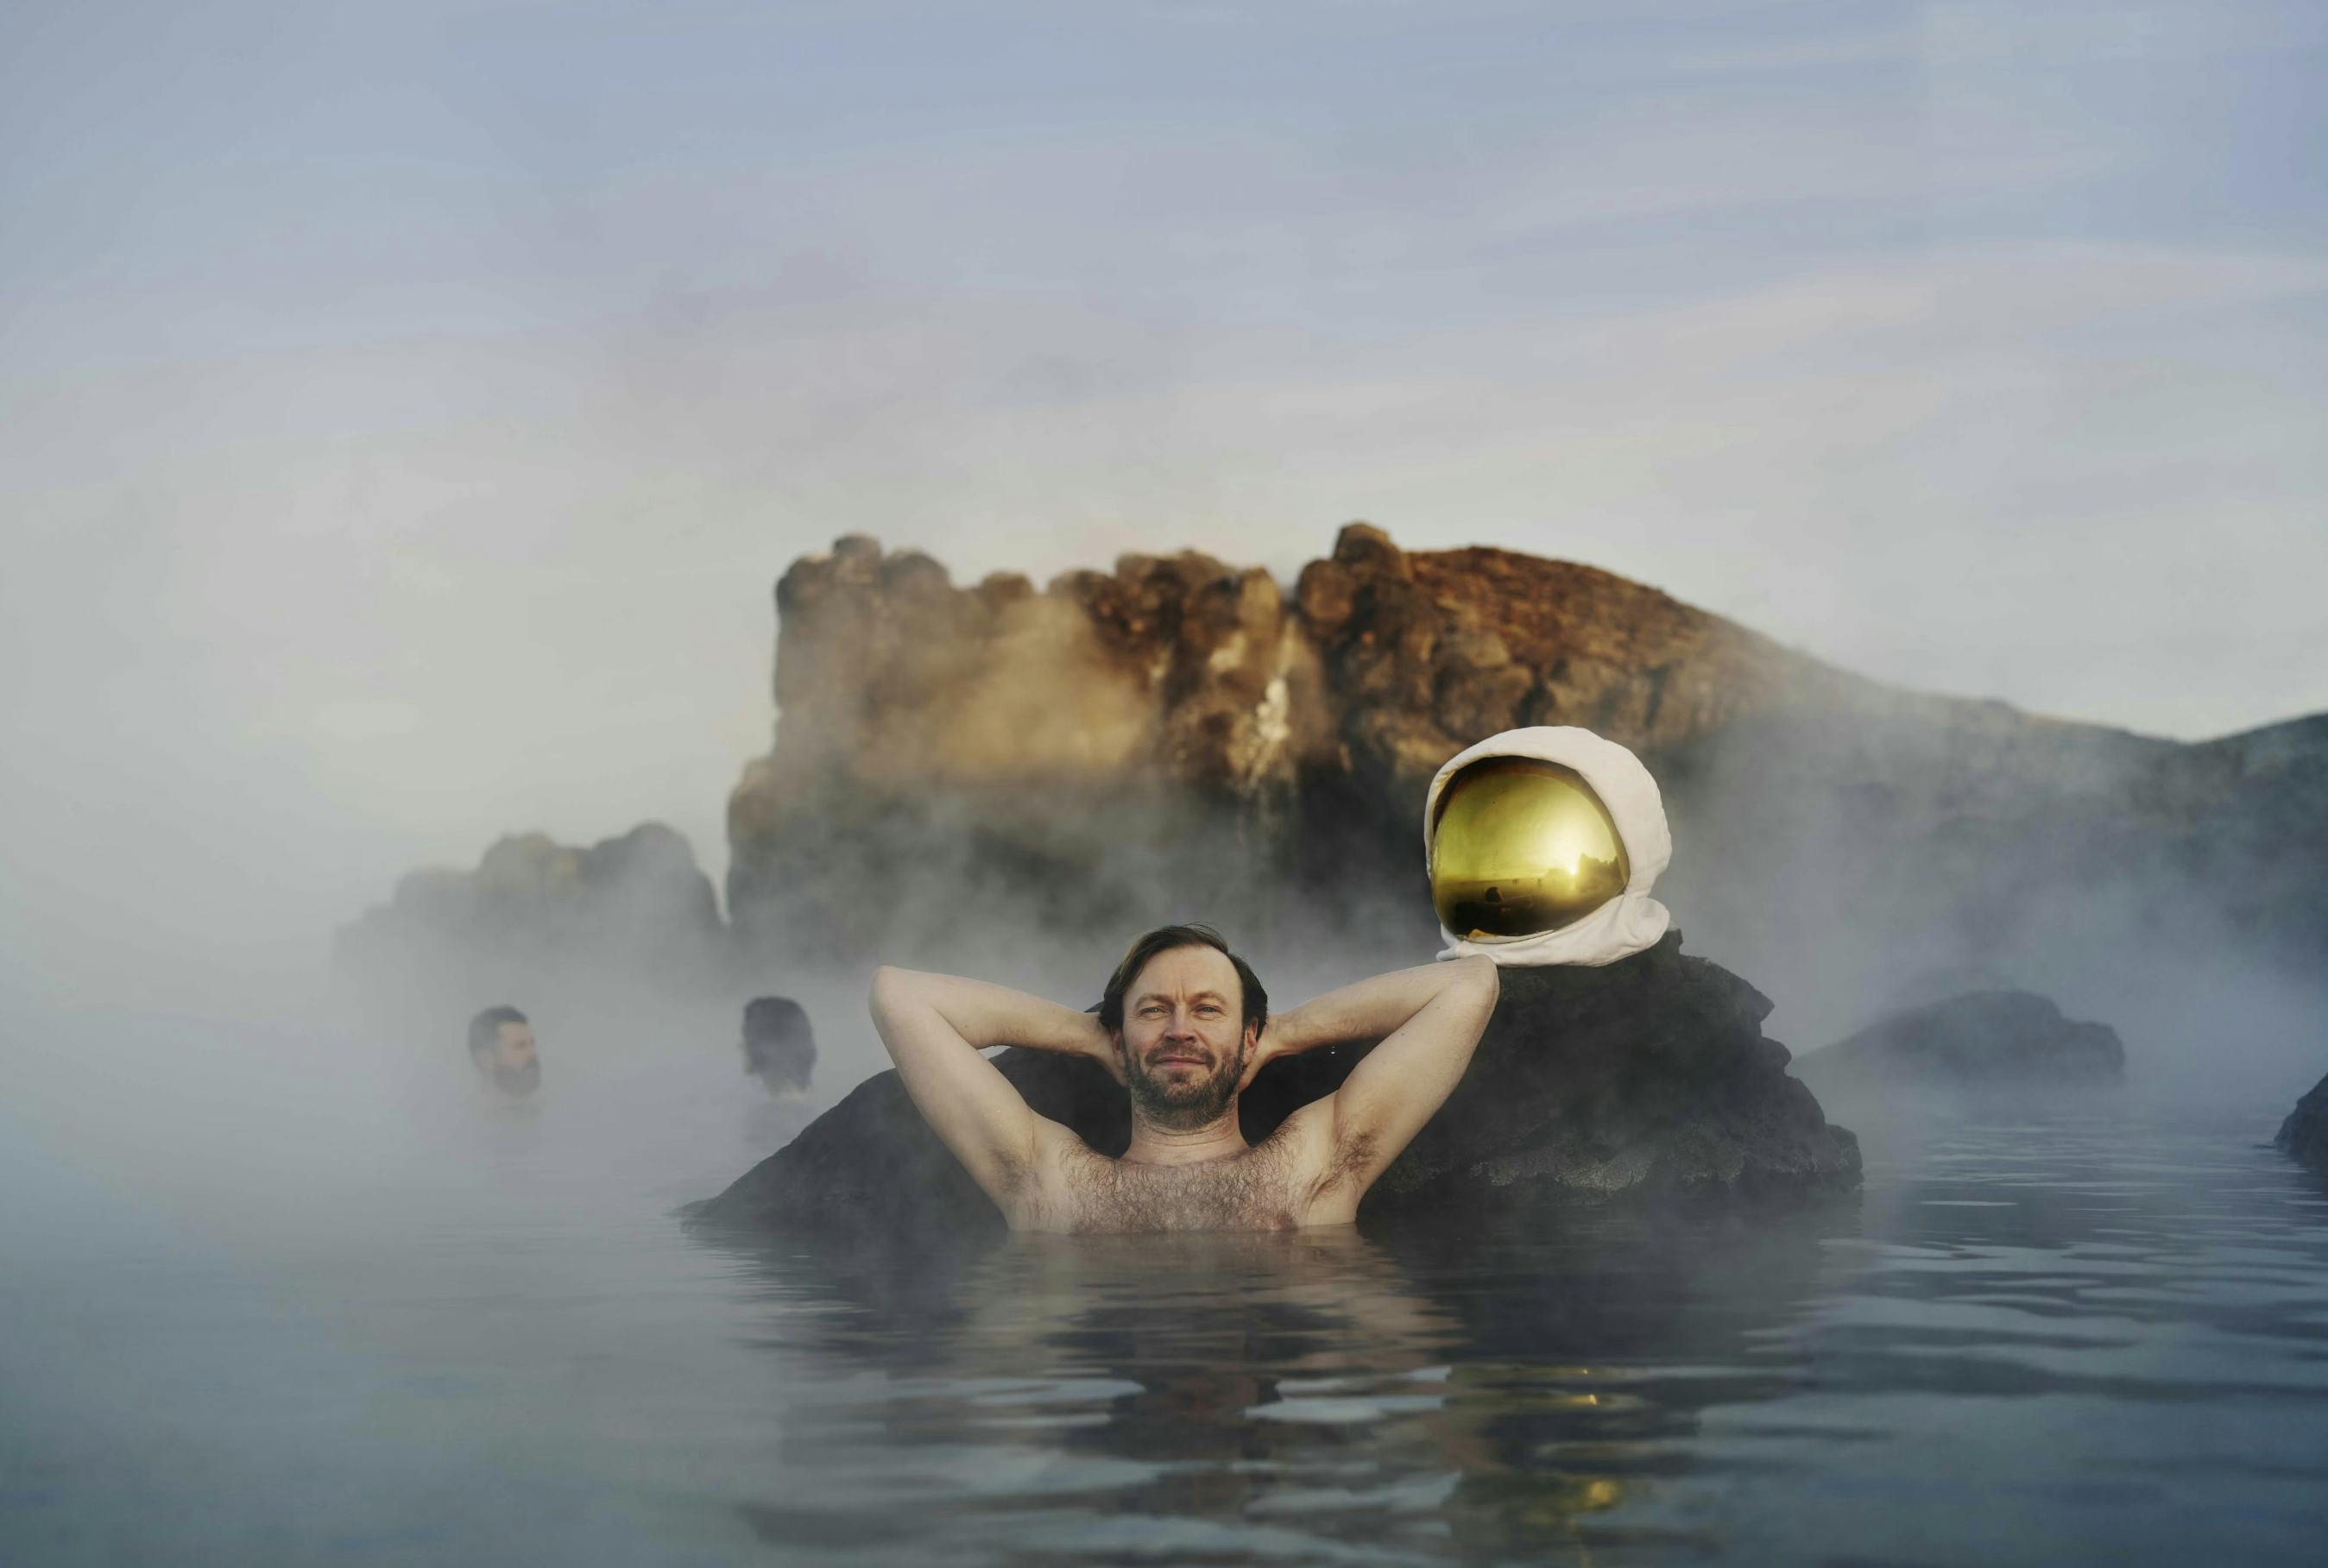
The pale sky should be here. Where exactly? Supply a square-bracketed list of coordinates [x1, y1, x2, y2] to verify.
[3, 1, 2323, 979]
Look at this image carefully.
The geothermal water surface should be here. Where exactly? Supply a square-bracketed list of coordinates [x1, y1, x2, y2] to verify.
[3, 1003, 2325, 1566]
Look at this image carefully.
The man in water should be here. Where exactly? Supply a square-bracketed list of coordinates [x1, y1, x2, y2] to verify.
[870, 925, 1497, 1232]
[741, 996, 817, 1099]
[467, 1005, 540, 1098]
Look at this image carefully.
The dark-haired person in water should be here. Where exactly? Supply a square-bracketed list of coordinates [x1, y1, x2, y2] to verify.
[467, 1005, 540, 1098]
[741, 995, 820, 1149]
[741, 996, 817, 1099]
[869, 925, 1496, 1232]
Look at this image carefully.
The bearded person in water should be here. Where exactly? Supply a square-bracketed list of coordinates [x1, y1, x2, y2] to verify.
[869, 925, 1497, 1233]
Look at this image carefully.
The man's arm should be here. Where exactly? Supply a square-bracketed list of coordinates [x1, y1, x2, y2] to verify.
[1259, 957, 1499, 1201]
[867, 967, 1115, 1212]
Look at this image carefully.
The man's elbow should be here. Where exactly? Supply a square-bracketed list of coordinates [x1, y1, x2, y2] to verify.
[868, 965, 919, 1023]
[1452, 954, 1499, 1011]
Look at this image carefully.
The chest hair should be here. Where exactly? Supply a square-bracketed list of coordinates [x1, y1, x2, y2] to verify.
[1050, 1135, 1319, 1234]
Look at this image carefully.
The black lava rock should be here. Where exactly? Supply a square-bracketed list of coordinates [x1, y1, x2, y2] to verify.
[686, 931, 1860, 1237]
[1793, 990, 2125, 1092]
[2277, 1073, 2328, 1172]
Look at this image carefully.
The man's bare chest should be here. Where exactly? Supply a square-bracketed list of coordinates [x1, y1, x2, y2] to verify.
[1038, 1140, 1320, 1234]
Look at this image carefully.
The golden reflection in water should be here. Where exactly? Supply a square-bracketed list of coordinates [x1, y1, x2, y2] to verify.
[1430, 758, 1630, 939]
[710, 1225, 1668, 1562]
[1437, 1360, 1637, 1559]
[971, 1231, 1643, 1559]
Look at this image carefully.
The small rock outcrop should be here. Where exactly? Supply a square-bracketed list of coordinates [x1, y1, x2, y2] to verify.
[336, 822, 725, 983]
[686, 933, 1860, 1238]
[1793, 991, 2125, 1092]
[2276, 1073, 2328, 1172]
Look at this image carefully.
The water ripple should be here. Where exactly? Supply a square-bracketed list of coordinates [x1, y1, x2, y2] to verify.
[691, 1105, 2328, 1565]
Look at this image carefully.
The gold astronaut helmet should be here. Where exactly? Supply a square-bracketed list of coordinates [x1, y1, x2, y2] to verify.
[1429, 756, 1631, 941]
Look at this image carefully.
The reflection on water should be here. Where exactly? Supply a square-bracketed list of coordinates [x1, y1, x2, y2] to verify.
[692, 1107, 2328, 1566]
[6, 1065, 2328, 1565]
[691, 1201, 1849, 1565]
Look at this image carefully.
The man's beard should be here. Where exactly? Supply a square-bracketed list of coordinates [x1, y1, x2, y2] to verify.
[491, 1059, 541, 1097]
[1126, 1045, 1245, 1132]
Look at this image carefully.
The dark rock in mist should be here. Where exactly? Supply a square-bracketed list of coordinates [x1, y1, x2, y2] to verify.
[1793, 991, 2126, 1092]
[336, 822, 726, 986]
[2277, 1073, 2328, 1173]
[685, 933, 1861, 1238]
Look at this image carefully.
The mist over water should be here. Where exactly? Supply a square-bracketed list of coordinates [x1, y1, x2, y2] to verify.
[3, 3, 2325, 1554]
[8, 547, 2328, 1560]
[7, 557, 2326, 1563]
[9, 961, 2327, 1565]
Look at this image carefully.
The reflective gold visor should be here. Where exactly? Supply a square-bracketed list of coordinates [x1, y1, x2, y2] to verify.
[1430, 758, 1630, 939]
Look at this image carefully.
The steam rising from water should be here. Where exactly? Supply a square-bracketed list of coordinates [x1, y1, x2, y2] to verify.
[3, 511, 2321, 1567]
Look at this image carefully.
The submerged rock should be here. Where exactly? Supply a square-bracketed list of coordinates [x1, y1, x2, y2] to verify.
[2276, 1073, 2328, 1172]
[686, 932, 1860, 1238]
[1793, 990, 2125, 1092]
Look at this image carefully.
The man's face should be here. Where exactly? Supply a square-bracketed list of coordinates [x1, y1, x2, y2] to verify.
[1115, 945, 1256, 1131]
[742, 1039, 811, 1100]
[477, 1022, 539, 1097]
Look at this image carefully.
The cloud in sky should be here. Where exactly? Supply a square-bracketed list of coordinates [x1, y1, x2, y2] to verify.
[1, 0, 2322, 962]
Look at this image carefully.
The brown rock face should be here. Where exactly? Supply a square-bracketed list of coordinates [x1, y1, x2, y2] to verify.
[754, 534, 1328, 797]
[727, 523, 1848, 961]
[729, 535, 1346, 962]
[1299, 525, 1867, 784]
[728, 525, 2326, 1032]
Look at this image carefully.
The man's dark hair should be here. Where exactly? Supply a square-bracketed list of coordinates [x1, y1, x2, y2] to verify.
[467, 1005, 527, 1058]
[1099, 924, 1267, 1037]
[742, 995, 817, 1087]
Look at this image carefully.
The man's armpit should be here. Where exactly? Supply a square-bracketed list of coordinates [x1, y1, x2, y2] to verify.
[1322, 1127, 1382, 1194]
[1276, 1103, 1378, 1203]
[1011, 1118, 1089, 1205]
[983, 1137, 1033, 1195]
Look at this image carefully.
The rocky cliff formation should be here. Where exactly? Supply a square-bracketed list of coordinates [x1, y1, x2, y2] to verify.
[726, 526, 2327, 1031]
[724, 524, 1885, 967]
[688, 931, 1859, 1237]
